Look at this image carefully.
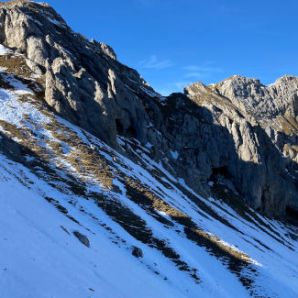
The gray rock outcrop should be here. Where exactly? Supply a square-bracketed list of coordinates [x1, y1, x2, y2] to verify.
[0, 0, 296, 217]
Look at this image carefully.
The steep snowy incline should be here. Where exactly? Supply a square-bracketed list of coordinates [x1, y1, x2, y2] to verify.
[0, 68, 297, 298]
[0, 154, 189, 298]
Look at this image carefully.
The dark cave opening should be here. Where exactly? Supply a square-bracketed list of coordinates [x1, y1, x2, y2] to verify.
[126, 124, 137, 138]
[115, 119, 124, 135]
[211, 166, 232, 180]
[285, 206, 298, 225]
[115, 119, 137, 138]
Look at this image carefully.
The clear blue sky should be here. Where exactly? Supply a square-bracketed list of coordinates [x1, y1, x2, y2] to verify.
[34, 1, 298, 94]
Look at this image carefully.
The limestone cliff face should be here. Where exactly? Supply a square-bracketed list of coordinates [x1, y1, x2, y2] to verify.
[213, 75, 298, 212]
[0, 0, 297, 217]
[0, 0, 156, 147]
[214, 75, 298, 119]
[184, 82, 297, 215]
[214, 75, 298, 161]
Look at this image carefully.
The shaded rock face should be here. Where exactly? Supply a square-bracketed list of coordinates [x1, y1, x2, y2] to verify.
[213, 76, 298, 212]
[182, 84, 297, 215]
[0, 1, 297, 217]
[214, 75, 298, 163]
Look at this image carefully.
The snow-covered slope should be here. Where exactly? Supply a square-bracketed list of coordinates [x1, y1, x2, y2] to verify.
[0, 63, 297, 298]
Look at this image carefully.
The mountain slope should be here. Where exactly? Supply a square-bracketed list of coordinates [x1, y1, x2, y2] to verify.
[0, 1, 297, 297]
[0, 0, 297, 216]
[0, 75, 297, 297]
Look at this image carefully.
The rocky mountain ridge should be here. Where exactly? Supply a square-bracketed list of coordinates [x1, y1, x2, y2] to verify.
[0, 0, 297, 218]
[0, 1, 297, 297]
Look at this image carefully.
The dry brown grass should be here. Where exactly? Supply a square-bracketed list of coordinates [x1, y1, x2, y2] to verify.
[44, 119, 114, 189]
[47, 140, 65, 155]
[185, 226, 251, 263]
[0, 55, 32, 78]
[123, 175, 256, 288]
[125, 176, 252, 261]
[0, 120, 28, 140]
[125, 177, 185, 224]
[67, 148, 113, 189]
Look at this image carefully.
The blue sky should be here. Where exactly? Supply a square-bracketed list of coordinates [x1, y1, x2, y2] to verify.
[40, 0, 298, 94]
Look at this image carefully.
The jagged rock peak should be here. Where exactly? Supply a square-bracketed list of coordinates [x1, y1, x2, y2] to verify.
[181, 75, 298, 216]
[270, 74, 298, 88]
[0, 0, 296, 218]
[184, 81, 210, 96]
[0, 0, 115, 59]
[204, 74, 298, 119]
[214, 74, 298, 87]
[0, 0, 154, 146]
[187, 74, 298, 94]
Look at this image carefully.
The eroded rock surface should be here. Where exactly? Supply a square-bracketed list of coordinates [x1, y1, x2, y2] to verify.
[0, 0, 297, 217]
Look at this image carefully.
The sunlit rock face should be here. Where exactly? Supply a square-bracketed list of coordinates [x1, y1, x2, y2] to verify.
[0, 2, 297, 298]
[0, 0, 297, 217]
